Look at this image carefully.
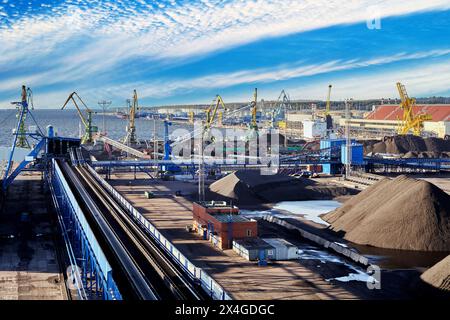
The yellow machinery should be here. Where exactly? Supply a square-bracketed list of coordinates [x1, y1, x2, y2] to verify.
[396, 82, 432, 135]
[249, 88, 258, 130]
[205, 95, 226, 131]
[325, 84, 332, 116]
[123, 90, 139, 145]
[189, 111, 194, 124]
[271, 89, 290, 129]
[62, 92, 97, 144]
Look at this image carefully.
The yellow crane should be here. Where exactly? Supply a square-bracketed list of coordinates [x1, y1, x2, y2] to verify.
[61, 92, 97, 144]
[205, 95, 226, 131]
[396, 82, 432, 136]
[325, 84, 332, 116]
[123, 89, 139, 145]
[249, 88, 258, 130]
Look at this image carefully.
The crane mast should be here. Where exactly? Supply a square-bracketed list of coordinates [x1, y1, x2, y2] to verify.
[325, 84, 332, 116]
[396, 82, 431, 136]
[61, 92, 95, 144]
[123, 90, 139, 145]
[250, 88, 258, 130]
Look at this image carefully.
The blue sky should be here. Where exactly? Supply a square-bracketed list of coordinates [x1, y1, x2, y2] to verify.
[0, 0, 449, 108]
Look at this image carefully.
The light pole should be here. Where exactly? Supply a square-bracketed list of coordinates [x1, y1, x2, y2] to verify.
[98, 100, 112, 134]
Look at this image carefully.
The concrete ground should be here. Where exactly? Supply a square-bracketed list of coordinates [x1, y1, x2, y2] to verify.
[0, 173, 66, 300]
[109, 171, 409, 300]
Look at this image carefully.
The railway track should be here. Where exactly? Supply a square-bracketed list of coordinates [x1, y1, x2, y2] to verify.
[60, 155, 207, 300]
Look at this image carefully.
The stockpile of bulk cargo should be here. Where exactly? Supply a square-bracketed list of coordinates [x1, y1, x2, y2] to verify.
[323, 175, 450, 251]
[420, 255, 450, 291]
[361, 135, 450, 157]
[208, 170, 352, 205]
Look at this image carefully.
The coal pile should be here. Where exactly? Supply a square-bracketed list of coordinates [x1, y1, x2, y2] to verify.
[420, 255, 450, 291]
[208, 170, 352, 205]
[362, 135, 450, 157]
[323, 175, 450, 251]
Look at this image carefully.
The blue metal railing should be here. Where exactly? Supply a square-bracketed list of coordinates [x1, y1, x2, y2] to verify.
[86, 164, 233, 300]
[50, 159, 122, 300]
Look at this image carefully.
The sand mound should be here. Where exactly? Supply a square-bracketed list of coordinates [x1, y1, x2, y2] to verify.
[209, 170, 352, 205]
[421, 255, 450, 291]
[324, 175, 450, 251]
[361, 136, 450, 156]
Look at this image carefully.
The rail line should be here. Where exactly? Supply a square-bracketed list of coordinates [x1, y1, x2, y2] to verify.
[61, 152, 207, 300]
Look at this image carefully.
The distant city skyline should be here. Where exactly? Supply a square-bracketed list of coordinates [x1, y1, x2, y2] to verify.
[0, 0, 449, 108]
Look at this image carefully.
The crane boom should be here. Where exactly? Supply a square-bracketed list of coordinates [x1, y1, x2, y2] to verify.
[205, 95, 226, 130]
[61, 92, 95, 144]
[396, 82, 431, 136]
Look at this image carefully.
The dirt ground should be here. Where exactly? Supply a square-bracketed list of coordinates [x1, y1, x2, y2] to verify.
[0, 173, 66, 300]
[108, 171, 432, 300]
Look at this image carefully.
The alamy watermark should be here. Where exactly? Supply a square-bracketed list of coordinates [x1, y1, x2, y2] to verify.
[169, 120, 280, 175]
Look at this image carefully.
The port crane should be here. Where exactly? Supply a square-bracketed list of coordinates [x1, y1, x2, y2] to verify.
[396, 82, 432, 136]
[12, 86, 35, 148]
[325, 84, 332, 116]
[270, 90, 290, 129]
[3, 86, 46, 191]
[203, 95, 227, 141]
[62, 92, 97, 144]
[249, 88, 258, 131]
[123, 90, 139, 145]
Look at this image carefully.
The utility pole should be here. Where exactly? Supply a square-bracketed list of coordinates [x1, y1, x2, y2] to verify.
[98, 100, 112, 134]
[345, 99, 352, 179]
[198, 132, 205, 202]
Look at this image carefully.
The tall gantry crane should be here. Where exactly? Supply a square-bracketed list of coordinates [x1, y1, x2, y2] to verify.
[270, 89, 290, 129]
[205, 95, 226, 131]
[13, 86, 34, 148]
[325, 84, 333, 129]
[249, 88, 258, 131]
[325, 84, 332, 116]
[396, 82, 432, 136]
[123, 90, 139, 145]
[62, 92, 97, 144]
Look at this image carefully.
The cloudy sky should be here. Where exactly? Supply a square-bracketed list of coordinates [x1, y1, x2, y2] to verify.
[0, 0, 449, 108]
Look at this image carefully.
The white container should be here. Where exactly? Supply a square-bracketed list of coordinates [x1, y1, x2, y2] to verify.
[302, 120, 327, 139]
[262, 238, 299, 260]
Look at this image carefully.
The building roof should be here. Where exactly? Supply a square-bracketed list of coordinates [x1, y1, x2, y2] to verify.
[262, 238, 297, 249]
[366, 104, 450, 122]
[211, 213, 251, 223]
[234, 238, 274, 250]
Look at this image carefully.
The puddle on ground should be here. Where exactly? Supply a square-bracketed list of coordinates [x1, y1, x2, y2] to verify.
[240, 200, 341, 226]
[298, 246, 378, 284]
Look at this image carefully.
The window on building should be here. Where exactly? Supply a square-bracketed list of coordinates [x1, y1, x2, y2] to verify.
[246, 229, 252, 237]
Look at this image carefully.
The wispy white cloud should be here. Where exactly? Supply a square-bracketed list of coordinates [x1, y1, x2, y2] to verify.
[0, 0, 449, 107]
[284, 59, 450, 100]
[93, 49, 450, 99]
[1, 0, 449, 66]
[1, 49, 448, 107]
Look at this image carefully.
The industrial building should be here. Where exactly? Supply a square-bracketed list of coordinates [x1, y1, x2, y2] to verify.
[233, 238, 300, 262]
[192, 201, 257, 250]
[340, 104, 450, 138]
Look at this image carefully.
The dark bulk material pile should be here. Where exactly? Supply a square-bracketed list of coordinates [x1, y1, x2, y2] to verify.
[208, 170, 351, 205]
[420, 255, 450, 291]
[324, 175, 450, 251]
[361, 135, 450, 157]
